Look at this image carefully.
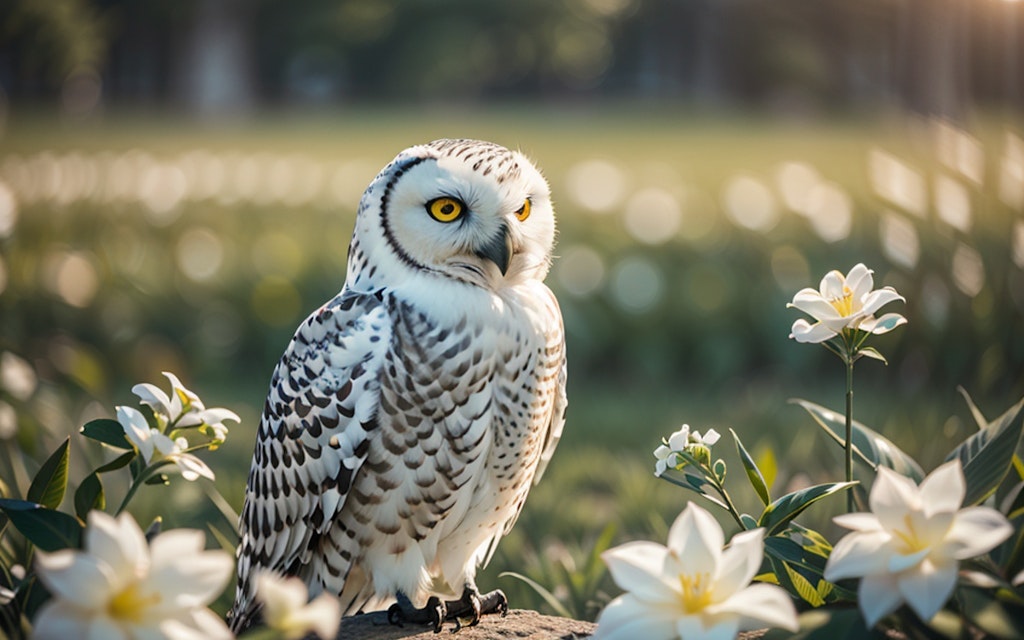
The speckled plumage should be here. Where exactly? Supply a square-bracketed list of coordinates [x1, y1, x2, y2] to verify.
[229, 139, 566, 632]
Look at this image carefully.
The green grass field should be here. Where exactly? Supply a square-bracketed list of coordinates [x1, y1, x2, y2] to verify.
[2, 108, 1023, 618]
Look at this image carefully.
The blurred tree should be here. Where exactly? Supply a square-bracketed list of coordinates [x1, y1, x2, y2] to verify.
[0, 0, 109, 97]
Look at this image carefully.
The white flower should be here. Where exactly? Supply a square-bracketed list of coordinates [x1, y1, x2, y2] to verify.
[593, 503, 798, 640]
[824, 460, 1013, 628]
[654, 425, 722, 476]
[255, 572, 341, 640]
[788, 263, 906, 344]
[132, 371, 239, 440]
[33, 511, 233, 640]
[117, 406, 215, 481]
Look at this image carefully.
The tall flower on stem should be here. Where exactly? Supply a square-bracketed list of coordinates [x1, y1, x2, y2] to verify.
[112, 372, 239, 514]
[788, 264, 906, 510]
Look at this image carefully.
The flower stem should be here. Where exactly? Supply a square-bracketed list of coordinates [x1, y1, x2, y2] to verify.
[115, 460, 174, 515]
[845, 352, 855, 513]
[713, 482, 747, 530]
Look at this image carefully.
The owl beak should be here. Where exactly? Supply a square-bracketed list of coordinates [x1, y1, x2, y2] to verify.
[475, 225, 514, 276]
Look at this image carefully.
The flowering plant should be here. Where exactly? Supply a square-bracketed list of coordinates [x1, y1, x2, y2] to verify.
[594, 263, 1024, 638]
[0, 372, 342, 639]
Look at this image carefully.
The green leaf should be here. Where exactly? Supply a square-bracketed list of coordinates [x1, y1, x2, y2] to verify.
[757, 447, 778, 493]
[945, 393, 1024, 506]
[731, 428, 770, 506]
[27, 438, 70, 510]
[145, 474, 169, 486]
[958, 588, 1024, 639]
[957, 386, 989, 430]
[856, 346, 888, 364]
[73, 450, 134, 521]
[498, 571, 573, 619]
[73, 474, 104, 519]
[740, 513, 758, 530]
[782, 561, 825, 606]
[80, 418, 133, 450]
[0, 499, 83, 551]
[712, 459, 726, 483]
[792, 398, 925, 482]
[758, 481, 856, 536]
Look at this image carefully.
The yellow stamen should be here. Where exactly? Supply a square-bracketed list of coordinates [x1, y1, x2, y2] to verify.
[892, 514, 925, 554]
[108, 585, 161, 622]
[829, 285, 856, 317]
[679, 573, 714, 614]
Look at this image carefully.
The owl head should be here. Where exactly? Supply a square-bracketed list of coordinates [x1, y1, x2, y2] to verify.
[345, 139, 555, 292]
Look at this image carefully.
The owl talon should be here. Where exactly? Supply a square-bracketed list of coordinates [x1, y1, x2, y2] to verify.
[387, 595, 447, 633]
[444, 587, 508, 628]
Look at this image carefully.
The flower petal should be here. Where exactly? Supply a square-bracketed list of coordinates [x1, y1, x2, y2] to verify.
[789, 319, 837, 343]
[819, 270, 847, 299]
[944, 506, 1013, 559]
[714, 528, 764, 595]
[845, 264, 874, 301]
[169, 453, 216, 482]
[897, 557, 957, 623]
[715, 583, 799, 632]
[832, 512, 885, 533]
[161, 608, 233, 640]
[869, 466, 921, 531]
[601, 542, 677, 603]
[31, 599, 95, 640]
[824, 530, 891, 581]
[148, 532, 232, 607]
[116, 406, 155, 462]
[858, 571, 903, 628]
[86, 616, 130, 640]
[592, 595, 678, 640]
[667, 426, 690, 451]
[788, 289, 841, 321]
[675, 613, 738, 640]
[668, 503, 723, 575]
[35, 550, 115, 610]
[918, 460, 965, 516]
[859, 287, 905, 318]
[84, 511, 148, 592]
[859, 313, 907, 335]
[697, 429, 720, 446]
[257, 573, 310, 623]
[888, 548, 930, 573]
[131, 383, 173, 421]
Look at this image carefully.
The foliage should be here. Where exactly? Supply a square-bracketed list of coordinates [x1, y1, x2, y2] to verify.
[639, 264, 1024, 637]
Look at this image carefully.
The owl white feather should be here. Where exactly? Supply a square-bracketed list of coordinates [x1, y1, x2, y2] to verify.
[228, 139, 567, 633]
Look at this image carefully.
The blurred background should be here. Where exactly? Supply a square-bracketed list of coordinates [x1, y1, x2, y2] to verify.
[1, 0, 1023, 619]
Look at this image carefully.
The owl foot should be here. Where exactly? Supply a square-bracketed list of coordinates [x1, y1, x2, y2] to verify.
[445, 587, 508, 630]
[387, 592, 447, 633]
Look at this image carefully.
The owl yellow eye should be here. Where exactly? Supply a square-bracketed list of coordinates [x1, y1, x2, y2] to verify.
[427, 197, 465, 223]
[515, 198, 532, 221]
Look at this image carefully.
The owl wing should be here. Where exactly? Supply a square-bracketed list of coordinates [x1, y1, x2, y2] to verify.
[532, 289, 567, 485]
[231, 288, 389, 626]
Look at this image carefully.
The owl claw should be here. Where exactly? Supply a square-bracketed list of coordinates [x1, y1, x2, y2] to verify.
[387, 595, 447, 633]
[444, 587, 508, 628]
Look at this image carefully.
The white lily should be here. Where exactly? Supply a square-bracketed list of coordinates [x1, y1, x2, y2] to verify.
[33, 511, 233, 640]
[824, 460, 1013, 628]
[593, 503, 798, 640]
[654, 425, 721, 477]
[132, 371, 239, 441]
[255, 572, 341, 640]
[788, 263, 906, 344]
[116, 406, 215, 481]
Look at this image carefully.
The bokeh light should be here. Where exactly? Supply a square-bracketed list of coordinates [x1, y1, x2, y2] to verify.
[722, 174, 779, 233]
[623, 187, 682, 245]
[609, 256, 663, 313]
[565, 159, 628, 213]
[556, 244, 606, 298]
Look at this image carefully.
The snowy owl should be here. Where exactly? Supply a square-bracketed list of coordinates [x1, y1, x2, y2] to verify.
[228, 139, 567, 633]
